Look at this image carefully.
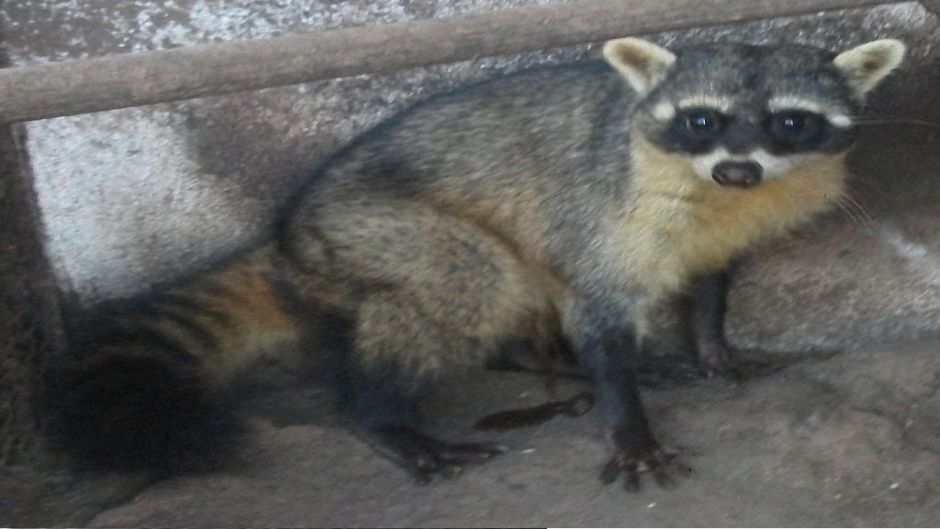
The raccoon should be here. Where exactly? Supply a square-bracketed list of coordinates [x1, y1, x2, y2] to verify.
[45, 37, 905, 489]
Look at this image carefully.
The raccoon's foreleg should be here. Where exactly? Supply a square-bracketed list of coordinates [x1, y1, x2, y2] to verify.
[639, 270, 763, 381]
[690, 270, 766, 379]
[567, 293, 679, 491]
[636, 294, 701, 387]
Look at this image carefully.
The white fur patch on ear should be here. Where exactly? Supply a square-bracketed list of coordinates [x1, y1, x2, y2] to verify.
[833, 39, 906, 97]
[602, 37, 676, 96]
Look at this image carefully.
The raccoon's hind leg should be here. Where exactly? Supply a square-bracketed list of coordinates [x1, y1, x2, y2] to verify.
[293, 203, 545, 482]
[338, 295, 508, 483]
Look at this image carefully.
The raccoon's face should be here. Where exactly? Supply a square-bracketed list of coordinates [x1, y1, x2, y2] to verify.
[604, 38, 906, 188]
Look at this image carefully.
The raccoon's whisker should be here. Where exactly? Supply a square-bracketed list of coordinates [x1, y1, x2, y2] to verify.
[836, 192, 873, 225]
[830, 191, 871, 227]
[827, 193, 863, 226]
[817, 175, 874, 226]
[849, 118, 940, 130]
[834, 197, 865, 226]
[790, 173, 864, 226]
[823, 189, 866, 227]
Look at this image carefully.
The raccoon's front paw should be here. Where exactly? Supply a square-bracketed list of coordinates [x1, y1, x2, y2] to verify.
[372, 425, 508, 484]
[599, 428, 685, 492]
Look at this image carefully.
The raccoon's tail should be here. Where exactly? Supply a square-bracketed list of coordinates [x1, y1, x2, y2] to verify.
[43, 243, 303, 475]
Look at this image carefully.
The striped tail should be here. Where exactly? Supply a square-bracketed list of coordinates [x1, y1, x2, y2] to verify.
[43, 244, 303, 474]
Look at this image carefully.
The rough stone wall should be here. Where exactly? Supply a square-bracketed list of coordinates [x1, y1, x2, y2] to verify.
[0, 1, 938, 353]
[0, 116, 63, 467]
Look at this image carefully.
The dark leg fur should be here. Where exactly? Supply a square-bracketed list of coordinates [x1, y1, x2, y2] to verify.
[635, 294, 702, 388]
[640, 270, 768, 382]
[637, 329, 701, 388]
[569, 295, 678, 491]
[43, 351, 242, 475]
[690, 271, 766, 380]
[338, 361, 505, 483]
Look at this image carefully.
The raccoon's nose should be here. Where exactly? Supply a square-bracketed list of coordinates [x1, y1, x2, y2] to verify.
[712, 161, 762, 188]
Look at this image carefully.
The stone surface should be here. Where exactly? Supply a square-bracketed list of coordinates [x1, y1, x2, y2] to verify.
[727, 124, 940, 353]
[73, 339, 940, 526]
[5, 337, 940, 526]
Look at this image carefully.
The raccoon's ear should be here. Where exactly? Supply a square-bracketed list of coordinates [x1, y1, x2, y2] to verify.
[833, 39, 906, 97]
[603, 38, 676, 95]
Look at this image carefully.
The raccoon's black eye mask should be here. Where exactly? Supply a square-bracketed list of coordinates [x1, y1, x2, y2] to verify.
[765, 110, 825, 149]
[683, 108, 727, 138]
[660, 107, 832, 155]
[661, 107, 728, 154]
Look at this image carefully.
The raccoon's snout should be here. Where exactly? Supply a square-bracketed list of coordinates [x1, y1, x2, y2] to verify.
[712, 161, 762, 188]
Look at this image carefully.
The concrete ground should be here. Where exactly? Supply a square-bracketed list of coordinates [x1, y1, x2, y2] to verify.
[3, 124, 940, 526]
[76, 340, 940, 527]
[6, 340, 940, 527]
[94, 344, 940, 527]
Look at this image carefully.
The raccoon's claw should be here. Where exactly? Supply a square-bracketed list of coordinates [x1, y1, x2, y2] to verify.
[599, 443, 685, 492]
[372, 426, 507, 484]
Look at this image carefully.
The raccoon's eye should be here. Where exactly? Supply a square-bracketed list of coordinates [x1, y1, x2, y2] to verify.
[683, 110, 725, 138]
[767, 111, 823, 143]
